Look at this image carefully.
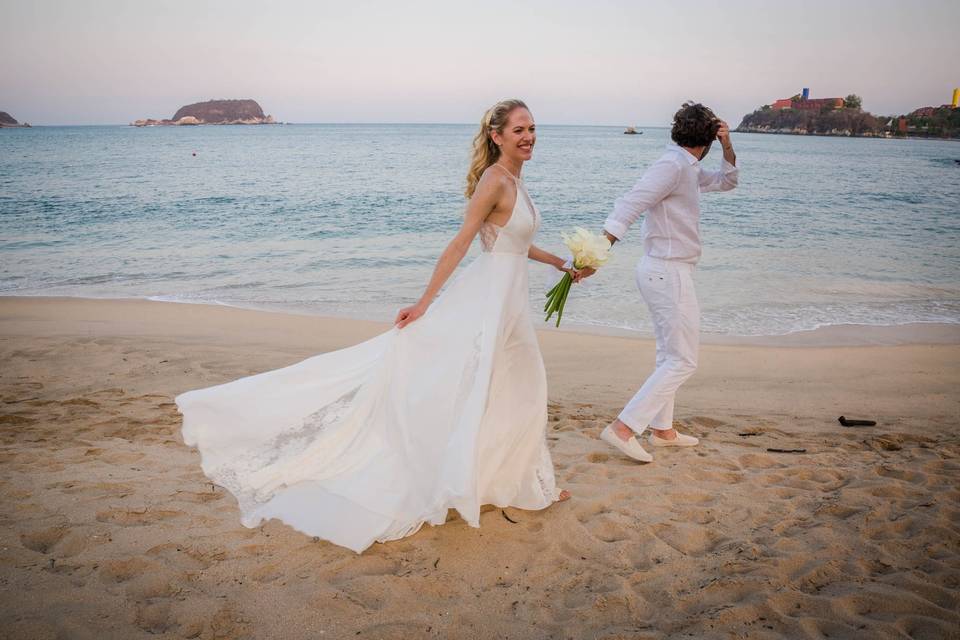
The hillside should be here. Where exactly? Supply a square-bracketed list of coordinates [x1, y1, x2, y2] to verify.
[736, 104, 888, 137]
[0, 111, 30, 128]
[171, 99, 270, 124]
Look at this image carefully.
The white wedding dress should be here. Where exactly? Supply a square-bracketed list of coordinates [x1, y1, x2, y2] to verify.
[176, 175, 562, 553]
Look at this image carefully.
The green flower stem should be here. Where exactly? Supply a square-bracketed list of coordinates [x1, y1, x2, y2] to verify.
[544, 279, 563, 311]
[544, 273, 570, 321]
[548, 276, 569, 326]
[555, 276, 572, 327]
[551, 276, 569, 313]
[545, 288, 561, 319]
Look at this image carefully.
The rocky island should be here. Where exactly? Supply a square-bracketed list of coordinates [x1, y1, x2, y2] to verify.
[132, 99, 276, 127]
[0, 112, 31, 128]
[737, 87, 960, 138]
[736, 90, 890, 137]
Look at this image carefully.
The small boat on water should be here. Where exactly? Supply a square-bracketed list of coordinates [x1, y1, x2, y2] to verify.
[624, 127, 642, 135]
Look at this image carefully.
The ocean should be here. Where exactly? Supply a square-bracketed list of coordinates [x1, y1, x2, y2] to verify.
[1, 124, 958, 338]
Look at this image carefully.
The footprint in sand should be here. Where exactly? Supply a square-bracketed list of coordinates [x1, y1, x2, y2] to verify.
[170, 489, 225, 504]
[737, 453, 784, 469]
[100, 557, 159, 583]
[134, 602, 177, 635]
[125, 569, 187, 599]
[584, 515, 631, 543]
[688, 416, 726, 429]
[667, 491, 715, 506]
[20, 526, 68, 553]
[762, 468, 849, 492]
[52, 529, 100, 557]
[686, 508, 716, 525]
[96, 507, 185, 526]
[650, 521, 726, 556]
[145, 542, 227, 570]
[251, 562, 284, 583]
[690, 468, 745, 485]
[815, 502, 861, 519]
[875, 464, 927, 485]
[575, 501, 611, 524]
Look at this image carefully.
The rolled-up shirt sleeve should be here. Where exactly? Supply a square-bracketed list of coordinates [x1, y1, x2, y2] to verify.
[604, 158, 681, 240]
[698, 159, 739, 193]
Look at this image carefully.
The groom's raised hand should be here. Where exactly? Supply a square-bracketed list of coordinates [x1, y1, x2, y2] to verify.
[716, 120, 731, 147]
[715, 120, 736, 165]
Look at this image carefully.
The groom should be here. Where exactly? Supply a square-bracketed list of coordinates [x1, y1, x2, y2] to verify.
[588, 102, 738, 462]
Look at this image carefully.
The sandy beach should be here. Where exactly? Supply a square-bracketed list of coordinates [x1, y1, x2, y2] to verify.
[1, 296, 958, 639]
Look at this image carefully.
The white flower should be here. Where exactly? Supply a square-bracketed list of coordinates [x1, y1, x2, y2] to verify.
[562, 227, 611, 269]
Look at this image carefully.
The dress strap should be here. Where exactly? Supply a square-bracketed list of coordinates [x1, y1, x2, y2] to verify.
[490, 161, 536, 227]
[491, 162, 522, 183]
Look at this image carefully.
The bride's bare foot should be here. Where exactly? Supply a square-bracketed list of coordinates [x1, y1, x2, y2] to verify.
[558, 489, 571, 501]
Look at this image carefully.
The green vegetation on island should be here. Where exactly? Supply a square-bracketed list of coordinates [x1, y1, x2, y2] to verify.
[893, 106, 960, 139]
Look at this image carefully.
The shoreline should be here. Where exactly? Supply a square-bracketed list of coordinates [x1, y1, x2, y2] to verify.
[2, 294, 957, 348]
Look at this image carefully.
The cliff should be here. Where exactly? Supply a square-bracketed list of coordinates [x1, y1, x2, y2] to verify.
[172, 99, 271, 124]
[132, 99, 276, 127]
[736, 105, 888, 137]
[0, 111, 31, 128]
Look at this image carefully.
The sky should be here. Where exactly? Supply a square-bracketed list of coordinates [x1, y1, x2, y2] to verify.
[2, 0, 958, 126]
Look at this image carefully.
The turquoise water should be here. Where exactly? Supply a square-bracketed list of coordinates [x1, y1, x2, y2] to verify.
[1, 124, 958, 336]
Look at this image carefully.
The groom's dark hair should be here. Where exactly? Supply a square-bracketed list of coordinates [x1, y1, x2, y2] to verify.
[671, 102, 720, 148]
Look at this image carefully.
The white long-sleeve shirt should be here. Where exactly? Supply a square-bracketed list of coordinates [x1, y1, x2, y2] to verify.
[603, 144, 738, 264]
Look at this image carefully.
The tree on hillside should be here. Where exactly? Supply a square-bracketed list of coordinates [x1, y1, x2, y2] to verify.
[844, 94, 863, 110]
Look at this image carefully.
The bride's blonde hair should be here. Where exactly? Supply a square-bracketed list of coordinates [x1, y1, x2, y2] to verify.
[464, 98, 529, 198]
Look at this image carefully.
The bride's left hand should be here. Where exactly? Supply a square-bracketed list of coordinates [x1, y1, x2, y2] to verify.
[562, 267, 585, 283]
[395, 302, 428, 329]
[574, 266, 596, 281]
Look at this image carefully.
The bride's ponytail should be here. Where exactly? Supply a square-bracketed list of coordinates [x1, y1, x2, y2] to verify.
[464, 99, 528, 198]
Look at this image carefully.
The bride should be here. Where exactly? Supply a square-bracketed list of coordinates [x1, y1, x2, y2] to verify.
[177, 99, 576, 553]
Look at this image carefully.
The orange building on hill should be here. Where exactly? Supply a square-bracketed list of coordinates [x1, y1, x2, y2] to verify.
[772, 88, 844, 111]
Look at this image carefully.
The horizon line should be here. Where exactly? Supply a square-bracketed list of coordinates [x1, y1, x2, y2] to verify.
[5, 122, 675, 129]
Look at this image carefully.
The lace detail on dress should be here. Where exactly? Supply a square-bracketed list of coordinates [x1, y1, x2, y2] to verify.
[535, 439, 560, 502]
[210, 386, 361, 513]
[479, 222, 500, 252]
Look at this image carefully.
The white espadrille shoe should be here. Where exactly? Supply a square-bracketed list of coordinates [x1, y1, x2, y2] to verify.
[600, 425, 654, 462]
[648, 431, 699, 447]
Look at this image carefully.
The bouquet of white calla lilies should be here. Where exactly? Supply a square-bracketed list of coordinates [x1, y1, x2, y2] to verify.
[544, 227, 612, 327]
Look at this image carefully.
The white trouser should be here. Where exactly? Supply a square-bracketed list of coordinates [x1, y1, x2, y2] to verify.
[619, 255, 700, 434]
